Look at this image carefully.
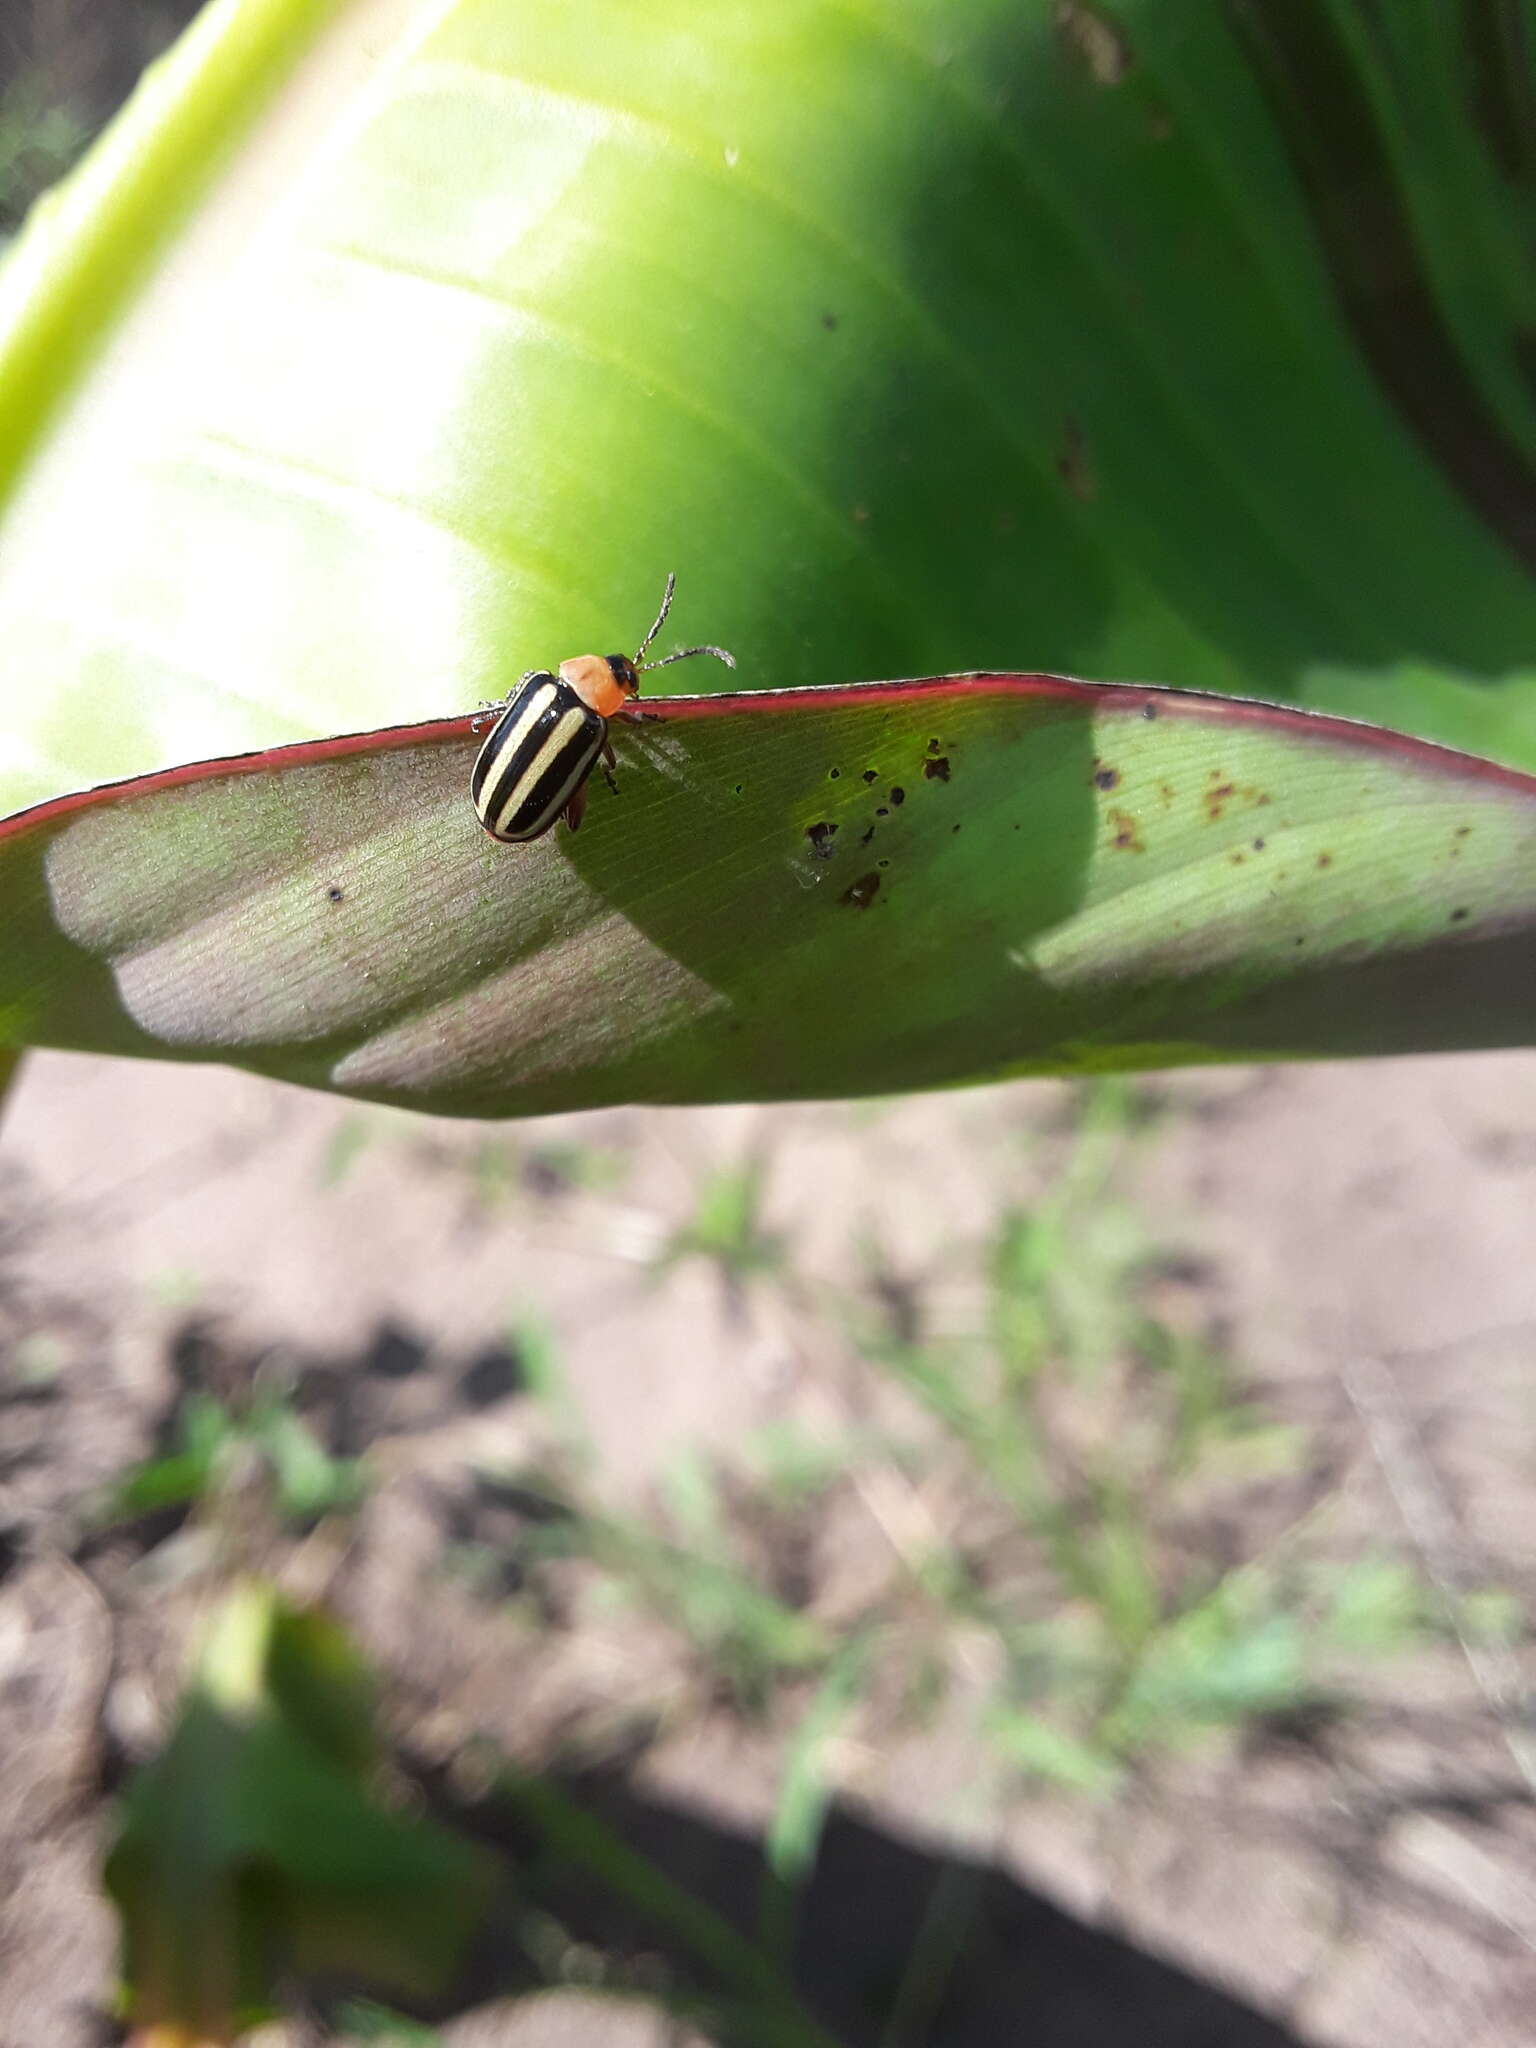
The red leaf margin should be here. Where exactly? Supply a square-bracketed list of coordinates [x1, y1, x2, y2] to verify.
[5, 673, 1535, 844]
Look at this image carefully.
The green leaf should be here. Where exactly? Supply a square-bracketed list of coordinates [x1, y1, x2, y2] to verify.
[6, 683, 1536, 1114]
[1110, 1593, 1308, 1742]
[1316, 1556, 1431, 1657]
[249, 1394, 366, 1523]
[986, 1709, 1122, 1797]
[106, 1582, 495, 2042]
[1, 2, 1534, 1109]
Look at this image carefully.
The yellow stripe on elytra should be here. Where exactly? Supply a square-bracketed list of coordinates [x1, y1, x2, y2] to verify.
[490, 701, 592, 837]
[481, 680, 556, 821]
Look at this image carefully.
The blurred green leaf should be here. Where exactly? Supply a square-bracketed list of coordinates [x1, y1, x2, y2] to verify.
[1318, 1555, 1431, 1656]
[106, 1582, 495, 2043]
[249, 1391, 365, 1522]
[1109, 1592, 1308, 1742]
[986, 1709, 1122, 1797]
[101, 1384, 363, 1531]
[656, 1158, 787, 1296]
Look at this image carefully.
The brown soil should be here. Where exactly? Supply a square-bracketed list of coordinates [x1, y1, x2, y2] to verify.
[1, 1048, 1534, 2046]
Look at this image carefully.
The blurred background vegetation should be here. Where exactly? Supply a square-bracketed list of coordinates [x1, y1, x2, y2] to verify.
[0, 2, 197, 241]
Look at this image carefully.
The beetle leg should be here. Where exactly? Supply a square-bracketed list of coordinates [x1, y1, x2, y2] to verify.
[600, 736, 620, 796]
[562, 780, 589, 833]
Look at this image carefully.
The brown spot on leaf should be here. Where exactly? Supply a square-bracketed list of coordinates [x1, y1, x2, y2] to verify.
[326, 885, 344, 904]
[822, 311, 838, 331]
[1316, 852, 1333, 869]
[1056, 416, 1096, 501]
[862, 768, 878, 784]
[1450, 906, 1470, 922]
[1093, 764, 1121, 791]
[1252, 838, 1265, 852]
[924, 756, 951, 781]
[842, 871, 882, 909]
[859, 825, 876, 847]
[1108, 807, 1145, 853]
[1142, 701, 1159, 720]
[1455, 824, 1472, 838]
[890, 786, 906, 806]
[805, 821, 838, 859]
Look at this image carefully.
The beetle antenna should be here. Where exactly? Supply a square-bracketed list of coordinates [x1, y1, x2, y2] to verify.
[642, 643, 737, 672]
[632, 572, 677, 666]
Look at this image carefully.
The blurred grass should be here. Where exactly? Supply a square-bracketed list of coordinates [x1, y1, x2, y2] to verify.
[97, 1368, 366, 1534]
[99, 1076, 1529, 2037]
[428, 1082, 1473, 1797]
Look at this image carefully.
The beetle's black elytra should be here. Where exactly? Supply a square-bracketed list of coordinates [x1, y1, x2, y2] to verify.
[472, 673, 608, 842]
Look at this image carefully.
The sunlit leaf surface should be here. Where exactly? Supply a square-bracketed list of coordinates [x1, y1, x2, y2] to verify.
[1, 0, 1533, 1104]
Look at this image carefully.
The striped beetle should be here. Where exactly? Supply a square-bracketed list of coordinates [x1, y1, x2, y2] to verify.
[471, 574, 735, 842]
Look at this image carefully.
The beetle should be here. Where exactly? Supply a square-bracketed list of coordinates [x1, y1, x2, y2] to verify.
[471, 574, 735, 842]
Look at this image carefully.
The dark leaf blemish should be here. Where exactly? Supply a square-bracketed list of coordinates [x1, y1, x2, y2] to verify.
[841, 871, 881, 909]
[326, 885, 344, 904]
[862, 768, 878, 784]
[822, 311, 839, 330]
[805, 821, 839, 858]
[1093, 765, 1120, 791]
[875, 806, 889, 818]
[1252, 838, 1266, 852]
[828, 767, 841, 781]
[927, 738, 942, 753]
[1316, 852, 1333, 869]
[1108, 808, 1145, 853]
[1056, 416, 1095, 501]
[923, 756, 951, 782]
[890, 786, 905, 806]
[1450, 906, 1470, 922]
[1141, 701, 1159, 720]
[859, 825, 876, 847]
